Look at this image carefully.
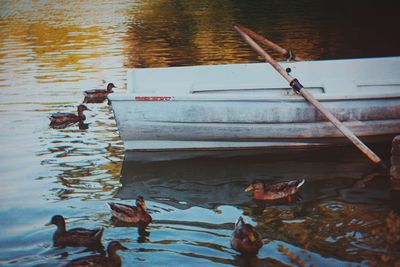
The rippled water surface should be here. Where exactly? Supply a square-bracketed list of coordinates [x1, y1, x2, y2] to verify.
[0, 0, 399, 266]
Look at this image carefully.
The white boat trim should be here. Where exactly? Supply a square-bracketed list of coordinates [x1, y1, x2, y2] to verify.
[110, 92, 400, 102]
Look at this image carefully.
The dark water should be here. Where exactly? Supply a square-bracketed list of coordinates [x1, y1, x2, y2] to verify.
[0, 0, 399, 266]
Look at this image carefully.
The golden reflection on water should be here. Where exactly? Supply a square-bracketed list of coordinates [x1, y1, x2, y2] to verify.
[0, 21, 112, 83]
[124, 0, 256, 67]
[0, 1, 128, 88]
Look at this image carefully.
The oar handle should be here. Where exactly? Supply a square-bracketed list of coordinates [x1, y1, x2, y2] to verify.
[234, 24, 303, 61]
[234, 25, 385, 168]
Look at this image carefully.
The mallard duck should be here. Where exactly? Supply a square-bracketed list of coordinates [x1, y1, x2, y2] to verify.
[64, 241, 128, 267]
[49, 105, 89, 128]
[231, 216, 263, 255]
[108, 196, 152, 226]
[83, 83, 116, 102]
[46, 215, 103, 247]
[245, 179, 305, 202]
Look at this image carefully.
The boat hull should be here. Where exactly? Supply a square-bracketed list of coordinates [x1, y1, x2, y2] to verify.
[109, 57, 400, 158]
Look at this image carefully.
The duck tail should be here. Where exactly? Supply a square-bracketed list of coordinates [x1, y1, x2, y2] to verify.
[297, 179, 305, 188]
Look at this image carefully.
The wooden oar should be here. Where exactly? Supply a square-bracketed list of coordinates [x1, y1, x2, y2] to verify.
[234, 25, 385, 168]
[234, 24, 303, 62]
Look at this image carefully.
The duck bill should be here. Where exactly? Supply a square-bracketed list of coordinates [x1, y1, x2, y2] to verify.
[85, 108, 95, 115]
[45, 222, 52, 226]
[120, 245, 129, 251]
[244, 184, 254, 192]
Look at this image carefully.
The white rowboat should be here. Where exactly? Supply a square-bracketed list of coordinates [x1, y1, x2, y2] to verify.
[109, 56, 400, 160]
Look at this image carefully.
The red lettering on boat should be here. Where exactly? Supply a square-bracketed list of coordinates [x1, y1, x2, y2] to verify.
[135, 96, 172, 101]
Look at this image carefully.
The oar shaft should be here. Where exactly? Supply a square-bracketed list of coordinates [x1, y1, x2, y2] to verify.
[234, 25, 384, 167]
[300, 89, 383, 165]
[235, 24, 303, 61]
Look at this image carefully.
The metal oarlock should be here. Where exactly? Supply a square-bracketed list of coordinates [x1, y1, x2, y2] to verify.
[289, 78, 303, 93]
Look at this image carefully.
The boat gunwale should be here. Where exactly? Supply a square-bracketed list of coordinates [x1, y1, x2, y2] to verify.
[123, 55, 400, 71]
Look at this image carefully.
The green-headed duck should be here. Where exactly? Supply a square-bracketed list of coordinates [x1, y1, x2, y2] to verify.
[49, 105, 89, 128]
[108, 196, 152, 226]
[231, 216, 263, 255]
[47, 215, 103, 247]
[64, 241, 128, 267]
[245, 179, 305, 202]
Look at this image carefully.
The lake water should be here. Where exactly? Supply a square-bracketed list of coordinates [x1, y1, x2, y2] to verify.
[0, 0, 399, 266]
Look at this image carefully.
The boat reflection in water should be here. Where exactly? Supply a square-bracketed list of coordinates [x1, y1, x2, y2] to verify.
[48, 119, 90, 130]
[117, 146, 400, 265]
[117, 145, 394, 210]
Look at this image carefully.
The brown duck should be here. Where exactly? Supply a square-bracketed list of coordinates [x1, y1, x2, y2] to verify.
[108, 196, 152, 226]
[47, 215, 103, 247]
[64, 241, 128, 267]
[245, 179, 305, 202]
[49, 105, 89, 128]
[231, 216, 263, 255]
[83, 83, 116, 103]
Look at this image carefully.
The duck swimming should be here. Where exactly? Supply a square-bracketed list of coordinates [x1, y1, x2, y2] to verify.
[245, 179, 305, 202]
[108, 196, 152, 226]
[83, 83, 116, 103]
[231, 216, 263, 255]
[47, 215, 103, 247]
[49, 104, 89, 128]
[64, 241, 128, 267]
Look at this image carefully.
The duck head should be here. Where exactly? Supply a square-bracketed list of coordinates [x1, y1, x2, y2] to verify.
[77, 104, 89, 112]
[77, 104, 90, 118]
[136, 196, 147, 210]
[46, 215, 66, 230]
[107, 83, 116, 92]
[245, 180, 265, 193]
[107, 241, 129, 255]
